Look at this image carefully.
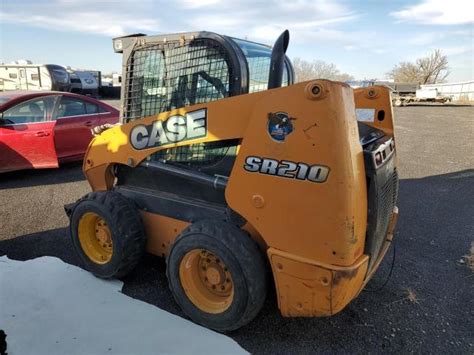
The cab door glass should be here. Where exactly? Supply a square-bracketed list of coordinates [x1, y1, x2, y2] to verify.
[2, 97, 56, 124]
[126, 39, 231, 121]
[55, 97, 87, 119]
[231, 38, 289, 93]
[85, 102, 99, 114]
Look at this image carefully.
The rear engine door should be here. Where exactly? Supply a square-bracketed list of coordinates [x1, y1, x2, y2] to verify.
[0, 96, 58, 172]
[52, 96, 99, 159]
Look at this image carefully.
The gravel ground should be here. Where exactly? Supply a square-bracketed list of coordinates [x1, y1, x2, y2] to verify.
[1, 106, 473, 353]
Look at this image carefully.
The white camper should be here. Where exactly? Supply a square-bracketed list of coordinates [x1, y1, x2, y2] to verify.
[68, 69, 99, 96]
[0, 62, 71, 92]
[101, 73, 122, 87]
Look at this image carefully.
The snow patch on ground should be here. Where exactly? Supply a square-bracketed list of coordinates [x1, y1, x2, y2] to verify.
[0, 256, 246, 355]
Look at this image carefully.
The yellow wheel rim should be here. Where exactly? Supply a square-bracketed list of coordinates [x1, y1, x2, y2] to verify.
[78, 212, 113, 264]
[179, 249, 234, 314]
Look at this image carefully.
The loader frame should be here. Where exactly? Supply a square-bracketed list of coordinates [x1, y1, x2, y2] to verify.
[71, 31, 399, 321]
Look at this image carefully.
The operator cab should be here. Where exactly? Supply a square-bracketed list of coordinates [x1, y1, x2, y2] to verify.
[113, 31, 294, 122]
[113, 31, 294, 209]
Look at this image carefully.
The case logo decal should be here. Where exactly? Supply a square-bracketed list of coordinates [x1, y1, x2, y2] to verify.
[130, 109, 207, 150]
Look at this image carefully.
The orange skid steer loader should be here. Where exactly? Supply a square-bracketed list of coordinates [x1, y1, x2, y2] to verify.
[65, 30, 399, 331]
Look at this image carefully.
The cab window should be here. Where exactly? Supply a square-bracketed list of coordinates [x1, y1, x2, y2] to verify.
[98, 106, 109, 113]
[85, 102, 99, 114]
[55, 97, 87, 118]
[125, 38, 231, 121]
[231, 38, 289, 93]
[2, 97, 55, 124]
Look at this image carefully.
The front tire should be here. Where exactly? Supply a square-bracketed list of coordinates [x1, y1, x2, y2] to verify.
[166, 220, 268, 332]
[70, 191, 146, 278]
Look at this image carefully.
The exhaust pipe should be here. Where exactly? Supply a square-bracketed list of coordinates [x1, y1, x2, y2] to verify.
[268, 30, 290, 89]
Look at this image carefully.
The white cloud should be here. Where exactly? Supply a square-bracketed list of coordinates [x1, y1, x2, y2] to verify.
[1, 11, 159, 37]
[0, 0, 365, 48]
[407, 32, 443, 45]
[391, 0, 474, 25]
[181, 0, 221, 8]
[442, 45, 473, 56]
[0, 0, 160, 37]
[180, 4, 362, 52]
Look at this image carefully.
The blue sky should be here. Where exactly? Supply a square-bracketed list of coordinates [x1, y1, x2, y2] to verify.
[1, 0, 473, 81]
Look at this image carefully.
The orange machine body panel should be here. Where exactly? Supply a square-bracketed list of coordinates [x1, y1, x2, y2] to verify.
[82, 81, 398, 317]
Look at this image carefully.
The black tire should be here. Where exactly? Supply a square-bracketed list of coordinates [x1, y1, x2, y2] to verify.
[70, 191, 146, 278]
[166, 220, 268, 332]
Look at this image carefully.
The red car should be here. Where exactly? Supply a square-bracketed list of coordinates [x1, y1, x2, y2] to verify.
[0, 91, 119, 173]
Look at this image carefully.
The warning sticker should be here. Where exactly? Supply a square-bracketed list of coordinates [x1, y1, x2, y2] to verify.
[356, 108, 375, 122]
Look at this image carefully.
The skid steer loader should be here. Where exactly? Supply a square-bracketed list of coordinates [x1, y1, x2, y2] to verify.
[66, 30, 399, 331]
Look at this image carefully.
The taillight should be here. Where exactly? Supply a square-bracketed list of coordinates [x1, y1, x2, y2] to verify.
[372, 138, 395, 168]
[375, 152, 383, 166]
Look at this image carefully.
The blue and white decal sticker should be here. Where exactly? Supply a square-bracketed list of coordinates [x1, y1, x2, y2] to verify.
[267, 112, 295, 142]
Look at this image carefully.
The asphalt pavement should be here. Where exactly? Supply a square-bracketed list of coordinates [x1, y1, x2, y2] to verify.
[1, 106, 473, 353]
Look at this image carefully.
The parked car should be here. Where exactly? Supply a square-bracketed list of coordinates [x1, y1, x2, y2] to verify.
[0, 91, 119, 173]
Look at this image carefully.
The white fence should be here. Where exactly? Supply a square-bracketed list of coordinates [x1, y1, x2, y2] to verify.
[421, 80, 474, 101]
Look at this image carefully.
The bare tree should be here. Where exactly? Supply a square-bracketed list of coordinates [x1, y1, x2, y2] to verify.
[388, 50, 449, 84]
[292, 57, 354, 82]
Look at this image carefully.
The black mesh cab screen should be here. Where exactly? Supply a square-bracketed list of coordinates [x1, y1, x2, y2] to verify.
[123, 38, 233, 122]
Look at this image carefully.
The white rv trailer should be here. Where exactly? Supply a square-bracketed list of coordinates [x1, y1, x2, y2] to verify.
[0, 62, 71, 92]
[68, 70, 99, 96]
[101, 73, 122, 87]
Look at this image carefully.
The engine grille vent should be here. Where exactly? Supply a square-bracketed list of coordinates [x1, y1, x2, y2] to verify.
[365, 160, 399, 269]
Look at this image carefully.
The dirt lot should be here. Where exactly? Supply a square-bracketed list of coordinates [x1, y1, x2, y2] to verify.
[1, 106, 473, 353]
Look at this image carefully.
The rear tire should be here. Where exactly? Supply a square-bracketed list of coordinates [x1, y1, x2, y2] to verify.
[70, 191, 146, 278]
[166, 220, 268, 332]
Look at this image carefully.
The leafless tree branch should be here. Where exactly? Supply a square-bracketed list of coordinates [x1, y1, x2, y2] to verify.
[293, 57, 354, 83]
[388, 50, 449, 84]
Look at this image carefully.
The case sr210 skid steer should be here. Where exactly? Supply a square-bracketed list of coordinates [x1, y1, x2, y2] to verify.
[66, 30, 399, 331]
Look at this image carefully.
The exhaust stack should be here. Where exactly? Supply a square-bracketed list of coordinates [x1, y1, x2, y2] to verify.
[268, 30, 290, 89]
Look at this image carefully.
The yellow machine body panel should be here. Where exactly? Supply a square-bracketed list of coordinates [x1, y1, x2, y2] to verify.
[82, 81, 398, 317]
[354, 85, 395, 136]
[226, 80, 368, 267]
